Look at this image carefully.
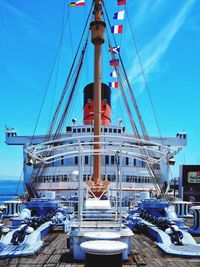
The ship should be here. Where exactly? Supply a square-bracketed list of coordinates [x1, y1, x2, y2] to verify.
[3, 0, 200, 264]
[5, 0, 186, 206]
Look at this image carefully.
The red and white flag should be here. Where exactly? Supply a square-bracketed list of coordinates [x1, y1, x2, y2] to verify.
[68, 0, 85, 7]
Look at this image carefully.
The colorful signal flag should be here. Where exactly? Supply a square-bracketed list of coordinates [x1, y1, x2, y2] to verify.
[109, 82, 119, 88]
[110, 70, 118, 78]
[109, 59, 119, 66]
[68, 0, 85, 6]
[113, 10, 125, 20]
[110, 46, 120, 54]
[111, 25, 123, 34]
[117, 0, 126, 6]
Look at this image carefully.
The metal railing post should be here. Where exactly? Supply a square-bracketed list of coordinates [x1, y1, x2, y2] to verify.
[119, 143, 123, 230]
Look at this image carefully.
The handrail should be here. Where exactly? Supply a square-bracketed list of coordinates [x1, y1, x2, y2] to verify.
[25, 134, 179, 165]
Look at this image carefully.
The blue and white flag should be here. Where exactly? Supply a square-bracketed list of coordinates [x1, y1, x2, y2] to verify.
[113, 10, 125, 20]
[110, 46, 120, 54]
[110, 70, 118, 78]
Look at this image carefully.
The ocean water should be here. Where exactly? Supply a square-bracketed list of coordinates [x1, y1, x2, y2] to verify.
[0, 179, 24, 204]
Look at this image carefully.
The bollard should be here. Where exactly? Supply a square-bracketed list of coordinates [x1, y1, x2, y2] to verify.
[173, 201, 193, 218]
[3, 200, 22, 217]
[189, 206, 200, 234]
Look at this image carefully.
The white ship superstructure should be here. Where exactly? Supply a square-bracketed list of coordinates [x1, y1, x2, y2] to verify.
[5, 126, 187, 200]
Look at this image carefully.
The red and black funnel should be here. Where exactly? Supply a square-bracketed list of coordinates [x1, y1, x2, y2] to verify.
[83, 83, 111, 125]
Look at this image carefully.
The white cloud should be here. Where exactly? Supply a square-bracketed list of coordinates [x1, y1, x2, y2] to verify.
[127, 0, 196, 86]
[1, 1, 36, 25]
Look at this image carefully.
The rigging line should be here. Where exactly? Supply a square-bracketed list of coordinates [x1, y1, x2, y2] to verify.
[125, 6, 163, 144]
[29, 17, 76, 183]
[41, 41, 88, 178]
[104, 6, 162, 192]
[103, 5, 149, 141]
[15, 167, 24, 195]
[48, 0, 69, 126]
[53, 34, 90, 138]
[48, 54, 61, 128]
[103, 9, 140, 138]
[46, 2, 94, 139]
[66, 74, 82, 126]
[66, 7, 74, 55]
[106, 31, 140, 137]
[103, 33, 125, 126]
[106, 26, 159, 189]
[29, 3, 68, 145]
[103, 7, 163, 195]
[36, 29, 91, 181]
[57, 54, 85, 134]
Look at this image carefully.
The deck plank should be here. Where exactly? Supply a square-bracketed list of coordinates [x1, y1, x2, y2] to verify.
[1, 221, 200, 267]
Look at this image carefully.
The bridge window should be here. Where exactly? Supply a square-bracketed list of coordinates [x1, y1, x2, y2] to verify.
[73, 128, 76, 133]
[61, 156, 64, 166]
[105, 155, 109, 164]
[126, 157, 129, 166]
[74, 156, 78, 165]
[87, 128, 90, 132]
[66, 126, 72, 132]
[109, 128, 112, 133]
[85, 156, 89, 165]
[111, 156, 115, 165]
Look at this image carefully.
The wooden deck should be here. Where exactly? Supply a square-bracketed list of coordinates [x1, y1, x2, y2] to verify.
[0, 228, 200, 267]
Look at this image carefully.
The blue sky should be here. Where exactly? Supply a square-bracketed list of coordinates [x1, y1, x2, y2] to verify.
[0, 0, 200, 180]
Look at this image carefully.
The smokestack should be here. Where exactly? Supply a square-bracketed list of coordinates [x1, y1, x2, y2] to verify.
[83, 83, 111, 125]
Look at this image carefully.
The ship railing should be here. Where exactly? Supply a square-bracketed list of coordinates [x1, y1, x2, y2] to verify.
[25, 134, 178, 153]
[25, 134, 180, 165]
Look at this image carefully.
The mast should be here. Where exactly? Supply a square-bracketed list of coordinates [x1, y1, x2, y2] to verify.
[90, 0, 106, 185]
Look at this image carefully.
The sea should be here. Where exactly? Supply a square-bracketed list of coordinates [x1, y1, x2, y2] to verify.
[0, 179, 24, 205]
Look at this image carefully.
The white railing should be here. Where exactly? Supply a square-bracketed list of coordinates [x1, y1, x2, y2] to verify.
[25, 134, 180, 165]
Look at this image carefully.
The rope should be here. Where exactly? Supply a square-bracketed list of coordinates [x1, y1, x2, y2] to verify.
[46, 2, 94, 139]
[15, 167, 24, 195]
[125, 7, 163, 143]
[103, 3, 163, 196]
[36, 34, 90, 180]
[31, 3, 94, 183]
[29, 2, 68, 145]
